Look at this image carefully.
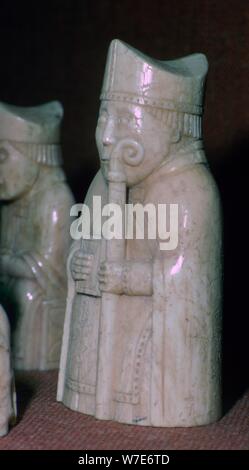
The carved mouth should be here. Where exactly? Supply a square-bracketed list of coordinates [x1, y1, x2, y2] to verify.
[101, 155, 110, 162]
[101, 160, 110, 169]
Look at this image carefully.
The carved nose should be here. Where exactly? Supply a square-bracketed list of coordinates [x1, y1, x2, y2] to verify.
[102, 119, 116, 146]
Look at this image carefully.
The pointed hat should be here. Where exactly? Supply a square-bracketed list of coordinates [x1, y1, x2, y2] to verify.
[0, 101, 63, 143]
[101, 40, 208, 115]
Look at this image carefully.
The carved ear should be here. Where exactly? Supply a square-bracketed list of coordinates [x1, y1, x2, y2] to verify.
[170, 129, 181, 144]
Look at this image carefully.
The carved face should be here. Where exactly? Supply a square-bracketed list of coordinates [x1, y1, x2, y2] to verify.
[95, 101, 172, 186]
[0, 141, 39, 200]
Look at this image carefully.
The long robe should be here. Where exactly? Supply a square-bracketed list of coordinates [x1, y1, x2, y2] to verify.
[58, 150, 222, 426]
[0, 168, 74, 370]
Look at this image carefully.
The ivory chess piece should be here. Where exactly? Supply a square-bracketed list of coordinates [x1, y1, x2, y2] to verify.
[0, 305, 16, 436]
[58, 40, 222, 426]
[0, 101, 75, 370]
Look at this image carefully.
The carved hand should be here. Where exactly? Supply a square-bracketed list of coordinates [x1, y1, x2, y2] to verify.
[98, 260, 153, 296]
[70, 250, 94, 281]
[0, 253, 33, 279]
[98, 261, 124, 295]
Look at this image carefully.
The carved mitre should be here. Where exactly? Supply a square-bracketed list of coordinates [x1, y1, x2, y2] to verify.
[101, 40, 208, 138]
[0, 101, 63, 165]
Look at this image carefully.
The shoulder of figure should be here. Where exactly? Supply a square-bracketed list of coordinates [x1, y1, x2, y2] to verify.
[146, 164, 220, 205]
[36, 181, 75, 211]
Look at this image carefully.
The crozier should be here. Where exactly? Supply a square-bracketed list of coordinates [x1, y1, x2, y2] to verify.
[58, 40, 222, 426]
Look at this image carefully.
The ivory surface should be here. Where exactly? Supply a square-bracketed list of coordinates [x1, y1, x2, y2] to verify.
[0, 102, 75, 370]
[58, 40, 222, 426]
[0, 305, 16, 436]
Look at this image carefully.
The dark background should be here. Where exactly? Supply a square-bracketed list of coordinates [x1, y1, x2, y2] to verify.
[0, 0, 248, 413]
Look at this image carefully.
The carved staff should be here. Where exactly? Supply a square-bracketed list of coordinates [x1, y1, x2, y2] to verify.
[96, 138, 144, 420]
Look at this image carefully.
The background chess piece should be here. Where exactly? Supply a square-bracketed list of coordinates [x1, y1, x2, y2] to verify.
[0, 305, 16, 436]
[0, 102, 75, 370]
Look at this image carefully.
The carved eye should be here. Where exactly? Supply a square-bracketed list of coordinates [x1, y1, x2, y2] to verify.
[0, 147, 9, 162]
[98, 113, 107, 124]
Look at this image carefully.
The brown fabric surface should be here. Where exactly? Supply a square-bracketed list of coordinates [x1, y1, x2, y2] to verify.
[0, 371, 248, 450]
